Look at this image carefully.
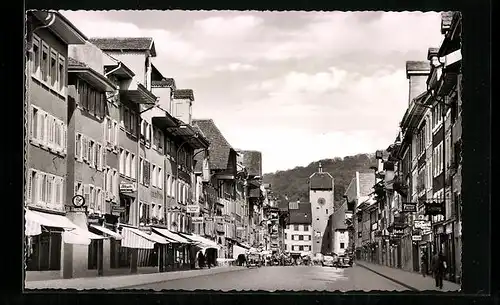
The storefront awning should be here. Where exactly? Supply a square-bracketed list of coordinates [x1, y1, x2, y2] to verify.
[152, 227, 192, 244]
[63, 226, 106, 246]
[179, 233, 220, 250]
[90, 224, 122, 240]
[25, 209, 82, 237]
[120, 227, 169, 249]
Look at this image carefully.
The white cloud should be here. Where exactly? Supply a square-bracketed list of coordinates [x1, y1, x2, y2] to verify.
[193, 15, 263, 37]
[60, 11, 207, 65]
[214, 62, 257, 72]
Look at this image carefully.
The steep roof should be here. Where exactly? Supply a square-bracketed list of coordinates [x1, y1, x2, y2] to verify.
[173, 89, 195, 101]
[89, 37, 157, 57]
[289, 202, 312, 225]
[309, 172, 333, 190]
[192, 119, 233, 170]
[358, 172, 376, 197]
[152, 78, 176, 88]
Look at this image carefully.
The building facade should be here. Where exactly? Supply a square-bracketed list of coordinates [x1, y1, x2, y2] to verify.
[284, 201, 313, 258]
[308, 163, 334, 255]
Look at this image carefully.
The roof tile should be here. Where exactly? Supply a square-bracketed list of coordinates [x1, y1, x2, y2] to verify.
[68, 57, 87, 68]
[289, 202, 312, 225]
[192, 119, 233, 170]
[310, 172, 333, 190]
[173, 89, 195, 101]
[89, 37, 156, 57]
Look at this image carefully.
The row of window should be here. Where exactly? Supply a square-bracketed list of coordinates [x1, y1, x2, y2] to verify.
[31, 34, 65, 95]
[30, 106, 67, 155]
[284, 245, 311, 252]
[119, 148, 137, 179]
[286, 224, 310, 231]
[120, 105, 138, 136]
[139, 158, 164, 189]
[74, 183, 106, 213]
[75, 133, 106, 171]
[287, 234, 312, 241]
[26, 169, 65, 211]
[433, 142, 444, 178]
[139, 202, 163, 221]
[104, 167, 119, 202]
[104, 117, 119, 148]
[78, 79, 107, 120]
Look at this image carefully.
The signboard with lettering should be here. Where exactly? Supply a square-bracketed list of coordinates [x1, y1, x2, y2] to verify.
[192, 217, 204, 224]
[119, 183, 136, 193]
[186, 205, 200, 214]
[414, 220, 431, 231]
[402, 202, 417, 213]
[393, 228, 404, 235]
[204, 216, 213, 222]
[412, 235, 422, 241]
[424, 201, 445, 216]
[111, 205, 126, 214]
[65, 206, 87, 213]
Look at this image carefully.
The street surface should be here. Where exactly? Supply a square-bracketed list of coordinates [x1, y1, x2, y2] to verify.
[123, 265, 408, 291]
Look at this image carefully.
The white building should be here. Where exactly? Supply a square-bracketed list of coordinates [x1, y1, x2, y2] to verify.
[284, 201, 313, 257]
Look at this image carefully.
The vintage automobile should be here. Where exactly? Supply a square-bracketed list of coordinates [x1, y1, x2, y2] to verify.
[336, 254, 351, 268]
[322, 255, 335, 267]
[246, 253, 262, 268]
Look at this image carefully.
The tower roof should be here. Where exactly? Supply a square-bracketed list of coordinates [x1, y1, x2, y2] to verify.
[309, 162, 333, 190]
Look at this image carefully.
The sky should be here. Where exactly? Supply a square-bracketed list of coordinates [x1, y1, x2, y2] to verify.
[61, 10, 443, 174]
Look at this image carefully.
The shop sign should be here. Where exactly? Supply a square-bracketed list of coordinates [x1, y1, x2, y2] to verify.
[412, 235, 422, 241]
[119, 183, 136, 193]
[424, 201, 445, 216]
[65, 206, 87, 213]
[111, 205, 126, 214]
[393, 228, 404, 235]
[402, 202, 417, 213]
[371, 222, 378, 230]
[414, 220, 431, 231]
[186, 205, 200, 214]
[205, 216, 213, 222]
[138, 225, 152, 234]
[192, 217, 204, 224]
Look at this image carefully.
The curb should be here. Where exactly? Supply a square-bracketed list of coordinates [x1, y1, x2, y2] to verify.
[116, 267, 247, 289]
[355, 263, 419, 291]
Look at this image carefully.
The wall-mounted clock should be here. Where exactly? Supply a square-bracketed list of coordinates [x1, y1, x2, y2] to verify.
[317, 197, 326, 205]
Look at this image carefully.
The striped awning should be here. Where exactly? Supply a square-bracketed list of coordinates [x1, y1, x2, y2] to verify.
[25, 209, 79, 236]
[152, 227, 192, 244]
[63, 226, 106, 246]
[179, 233, 220, 250]
[90, 224, 122, 240]
[120, 227, 169, 249]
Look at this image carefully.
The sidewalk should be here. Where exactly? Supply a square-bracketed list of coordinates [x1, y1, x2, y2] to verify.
[356, 261, 461, 292]
[25, 266, 246, 290]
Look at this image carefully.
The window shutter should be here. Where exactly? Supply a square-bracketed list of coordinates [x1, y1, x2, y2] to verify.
[84, 184, 90, 207]
[114, 121, 119, 146]
[103, 117, 108, 143]
[144, 160, 150, 186]
[82, 137, 88, 161]
[102, 147, 107, 169]
[26, 170, 32, 203]
[62, 124, 67, 153]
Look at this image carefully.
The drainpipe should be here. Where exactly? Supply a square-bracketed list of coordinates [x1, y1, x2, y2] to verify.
[105, 62, 122, 77]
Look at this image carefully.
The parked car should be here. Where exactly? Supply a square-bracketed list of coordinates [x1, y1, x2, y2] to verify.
[336, 255, 351, 268]
[322, 255, 335, 267]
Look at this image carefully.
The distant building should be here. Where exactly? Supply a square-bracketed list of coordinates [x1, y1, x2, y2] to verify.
[284, 201, 313, 259]
[308, 162, 334, 255]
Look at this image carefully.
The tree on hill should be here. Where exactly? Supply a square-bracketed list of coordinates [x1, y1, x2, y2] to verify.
[262, 153, 378, 204]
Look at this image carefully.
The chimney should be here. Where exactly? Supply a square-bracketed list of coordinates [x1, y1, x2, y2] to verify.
[318, 162, 323, 173]
[406, 61, 431, 105]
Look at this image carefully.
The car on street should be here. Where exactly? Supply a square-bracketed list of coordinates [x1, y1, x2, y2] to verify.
[322, 255, 335, 267]
[335, 254, 351, 268]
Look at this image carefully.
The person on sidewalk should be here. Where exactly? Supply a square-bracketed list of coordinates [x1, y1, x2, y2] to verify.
[421, 251, 428, 277]
[432, 250, 447, 289]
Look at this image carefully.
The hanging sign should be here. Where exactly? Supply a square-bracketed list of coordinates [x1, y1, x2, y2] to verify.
[119, 183, 136, 193]
[402, 202, 417, 213]
[424, 201, 445, 216]
[412, 235, 422, 241]
[192, 217, 204, 224]
[186, 205, 200, 214]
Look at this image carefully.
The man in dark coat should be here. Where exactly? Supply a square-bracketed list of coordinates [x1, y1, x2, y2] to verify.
[421, 251, 428, 277]
[432, 250, 446, 289]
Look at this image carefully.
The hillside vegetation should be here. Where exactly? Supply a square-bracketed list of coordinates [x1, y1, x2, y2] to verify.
[263, 153, 378, 203]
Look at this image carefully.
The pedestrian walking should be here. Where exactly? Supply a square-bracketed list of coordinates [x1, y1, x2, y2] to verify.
[421, 251, 428, 277]
[432, 250, 447, 289]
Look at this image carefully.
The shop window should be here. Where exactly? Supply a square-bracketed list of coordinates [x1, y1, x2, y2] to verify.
[26, 230, 62, 271]
[110, 239, 131, 268]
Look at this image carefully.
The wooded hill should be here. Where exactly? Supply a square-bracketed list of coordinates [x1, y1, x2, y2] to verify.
[262, 153, 378, 204]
